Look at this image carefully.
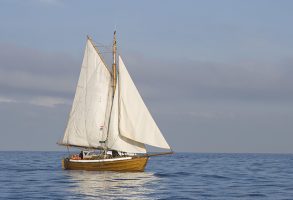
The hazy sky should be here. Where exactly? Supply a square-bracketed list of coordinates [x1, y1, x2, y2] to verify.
[0, 0, 292, 153]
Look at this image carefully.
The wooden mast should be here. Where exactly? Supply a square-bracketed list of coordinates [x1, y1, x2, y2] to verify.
[112, 31, 117, 93]
[103, 31, 117, 148]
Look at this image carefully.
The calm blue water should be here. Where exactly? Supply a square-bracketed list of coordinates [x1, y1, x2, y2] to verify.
[0, 152, 293, 199]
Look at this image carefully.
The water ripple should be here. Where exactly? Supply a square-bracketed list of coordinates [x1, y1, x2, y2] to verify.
[1, 152, 293, 199]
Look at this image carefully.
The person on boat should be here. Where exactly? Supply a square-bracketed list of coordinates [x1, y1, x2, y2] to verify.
[112, 150, 119, 157]
[79, 151, 83, 159]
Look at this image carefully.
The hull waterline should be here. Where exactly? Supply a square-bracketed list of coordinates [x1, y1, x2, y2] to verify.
[62, 156, 149, 172]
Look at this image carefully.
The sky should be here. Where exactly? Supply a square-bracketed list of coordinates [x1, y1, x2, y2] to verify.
[0, 0, 293, 153]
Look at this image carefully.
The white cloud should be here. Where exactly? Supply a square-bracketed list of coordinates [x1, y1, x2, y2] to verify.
[0, 97, 17, 103]
[0, 95, 70, 108]
[29, 96, 70, 108]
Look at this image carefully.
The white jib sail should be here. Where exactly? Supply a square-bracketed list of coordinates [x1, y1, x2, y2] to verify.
[106, 78, 146, 153]
[118, 56, 171, 149]
[61, 39, 112, 148]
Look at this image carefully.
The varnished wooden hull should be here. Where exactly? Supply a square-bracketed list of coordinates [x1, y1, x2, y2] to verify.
[62, 156, 148, 172]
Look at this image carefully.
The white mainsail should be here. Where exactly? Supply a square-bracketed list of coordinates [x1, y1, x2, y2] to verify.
[61, 39, 113, 148]
[118, 56, 170, 149]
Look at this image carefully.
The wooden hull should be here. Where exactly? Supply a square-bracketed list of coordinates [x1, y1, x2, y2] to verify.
[62, 156, 149, 172]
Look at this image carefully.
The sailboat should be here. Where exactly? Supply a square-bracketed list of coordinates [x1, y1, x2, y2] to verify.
[59, 32, 172, 172]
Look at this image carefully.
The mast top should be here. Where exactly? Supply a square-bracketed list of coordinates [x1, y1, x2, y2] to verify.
[113, 31, 117, 54]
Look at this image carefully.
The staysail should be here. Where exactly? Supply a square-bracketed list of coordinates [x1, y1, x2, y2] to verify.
[106, 77, 146, 153]
[117, 56, 170, 149]
[61, 39, 113, 148]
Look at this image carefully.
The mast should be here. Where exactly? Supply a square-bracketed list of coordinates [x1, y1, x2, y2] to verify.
[103, 31, 117, 149]
[112, 31, 117, 93]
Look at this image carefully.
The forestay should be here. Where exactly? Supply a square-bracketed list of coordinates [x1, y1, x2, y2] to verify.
[61, 39, 113, 148]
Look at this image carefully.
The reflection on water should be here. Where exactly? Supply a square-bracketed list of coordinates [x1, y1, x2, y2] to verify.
[65, 171, 158, 199]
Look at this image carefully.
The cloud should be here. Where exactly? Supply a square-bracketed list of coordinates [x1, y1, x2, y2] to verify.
[0, 96, 17, 103]
[0, 43, 79, 104]
[1, 42, 293, 152]
[28, 96, 70, 107]
[124, 53, 293, 105]
[0, 43, 80, 108]
[1, 42, 292, 111]
[0, 95, 70, 108]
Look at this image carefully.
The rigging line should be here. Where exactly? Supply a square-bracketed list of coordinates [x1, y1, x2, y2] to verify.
[95, 46, 112, 51]
[98, 51, 113, 54]
[92, 40, 111, 46]
[92, 41, 112, 50]
[87, 36, 111, 73]
[95, 45, 111, 47]
[96, 47, 112, 52]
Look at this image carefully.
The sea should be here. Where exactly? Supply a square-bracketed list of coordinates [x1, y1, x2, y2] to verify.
[0, 152, 293, 200]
